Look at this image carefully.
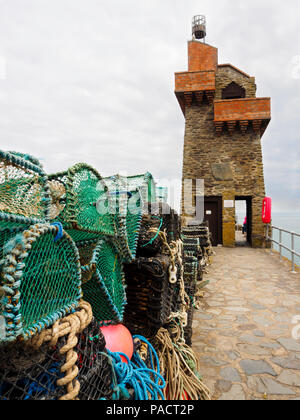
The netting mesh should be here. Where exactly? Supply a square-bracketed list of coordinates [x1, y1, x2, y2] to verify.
[82, 239, 126, 325]
[124, 255, 176, 336]
[0, 224, 82, 342]
[8, 152, 43, 168]
[48, 180, 66, 220]
[181, 223, 213, 346]
[105, 172, 156, 205]
[76, 240, 98, 267]
[0, 151, 50, 228]
[77, 319, 113, 400]
[137, 203, 181, 257]
[137, 214, 164, 257]
[0, 341, 66, 400]
[102, 176, 143, 262]
[49, 164, 116, 238]
[0, 316, 113, 400]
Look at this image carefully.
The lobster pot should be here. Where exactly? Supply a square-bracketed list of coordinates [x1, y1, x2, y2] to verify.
[182, 224, 213, 256]
[119, 190, 143, 262]
[127, 173, 157, 204]
[124, 255, 176, 336]
[81, 239, 126, 326]
[148, 203, 181, 242]
[105, 172, 157, 205]
[48, 163, 116, 239]
[103, 176, 143, 262]
[0, 150, 51, 229]
[0, 224, 82, 343]
[182, 237, 202, 259]
[0, 317, 113, 400]
[0, 338, 67, 400]
[182, 235, 205, 288]
[184, 305, 195, 347]
[76, 240, 98, 267]
[137, 203, 181, 257]
[183, 255, 198, 285]
[137, 213, 164, 257]
[77, 319, 113, 401]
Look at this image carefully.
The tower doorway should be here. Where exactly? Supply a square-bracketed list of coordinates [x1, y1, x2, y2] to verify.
[235, 196, 252, 246]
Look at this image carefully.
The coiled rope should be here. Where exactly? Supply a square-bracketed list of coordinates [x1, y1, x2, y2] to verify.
[101, 336, 166, 401]
[154, 323, 211, 401]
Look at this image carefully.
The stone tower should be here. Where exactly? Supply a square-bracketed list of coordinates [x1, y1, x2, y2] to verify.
[175, 31, 271, 248]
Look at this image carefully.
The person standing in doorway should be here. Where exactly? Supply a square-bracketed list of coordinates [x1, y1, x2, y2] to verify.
[242, 216, 247, 235]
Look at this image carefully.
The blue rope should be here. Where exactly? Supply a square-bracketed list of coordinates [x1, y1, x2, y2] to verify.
[51, 222, 64, 242]
[104, 336, 165, 401]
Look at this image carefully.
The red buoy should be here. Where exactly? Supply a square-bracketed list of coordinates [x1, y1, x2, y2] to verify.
[100, 324, 134, 363]
[262, 197, 272, 224]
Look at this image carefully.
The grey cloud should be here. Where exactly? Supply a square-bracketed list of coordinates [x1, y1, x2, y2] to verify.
[0, 0, 299, 214]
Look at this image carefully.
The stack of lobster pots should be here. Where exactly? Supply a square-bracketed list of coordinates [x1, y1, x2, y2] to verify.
[181, 222, 213, 345]
[123, 202, 182, 339]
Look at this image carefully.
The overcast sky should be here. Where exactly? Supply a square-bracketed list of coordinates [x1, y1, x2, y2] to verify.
[0, 0, 299, 214]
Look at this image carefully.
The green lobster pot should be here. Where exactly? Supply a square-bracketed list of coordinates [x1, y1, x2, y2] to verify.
[125, 172, 157, 204]
[48, 163, 116, 240]
[81, 238, 126, 326]
[0, 150, 51, 230]
[105, 176, 143, 262]
[0, 223, 82, 343]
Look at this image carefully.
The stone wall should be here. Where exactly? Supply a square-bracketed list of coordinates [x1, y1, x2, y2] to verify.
[215, 65, 257, 100]
[181, 104, 266, 248]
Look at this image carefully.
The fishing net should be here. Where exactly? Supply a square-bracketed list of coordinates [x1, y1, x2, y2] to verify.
[137, 213, 165, 257]
[137, 203, 180, 258]
[103, 176, 143, 262]
[8, 152, 43, 168]
[182, 223, 213, 259]
[0, 339, 66, 400]
[76, 319, 113, 400]
[0, 223, 82, 343]
[124, 255, 177, 337]
[184, 283, 196, 346]
[49, 163, 116, 239]
[76, 240, 98, 267]
[48, 180, 66, 220]
[105, 172, 156, 205]
[0, 150, 51, 229]
[0, 302, 114, 400]
[181, 224, 214, 346]
[81, 239, 126, 326]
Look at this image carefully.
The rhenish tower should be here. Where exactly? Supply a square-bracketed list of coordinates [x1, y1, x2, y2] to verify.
[175, 16, 271, 248]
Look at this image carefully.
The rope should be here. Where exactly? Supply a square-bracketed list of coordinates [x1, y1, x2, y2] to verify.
[28, 300, 93, 401]
[102, 336, 166, 401]
[51, 222, 64, 242]
[154, 324, 211, 401]
[141, 217, 163, 248]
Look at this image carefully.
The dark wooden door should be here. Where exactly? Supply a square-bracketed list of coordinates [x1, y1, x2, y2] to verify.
[204, 199, 222, 246]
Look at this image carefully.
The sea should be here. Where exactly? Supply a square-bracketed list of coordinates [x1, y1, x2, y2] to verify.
[236, 212, 300, 267]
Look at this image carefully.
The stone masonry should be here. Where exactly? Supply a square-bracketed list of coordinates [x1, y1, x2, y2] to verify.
[175, 41, 271, 248]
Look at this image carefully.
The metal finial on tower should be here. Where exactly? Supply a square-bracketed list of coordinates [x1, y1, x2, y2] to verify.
[192, 15, 206, 42]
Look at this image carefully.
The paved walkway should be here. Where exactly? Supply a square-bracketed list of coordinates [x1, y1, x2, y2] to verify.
[192, 246, 300, 400]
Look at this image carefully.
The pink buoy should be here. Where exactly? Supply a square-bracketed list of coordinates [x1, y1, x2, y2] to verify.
[100, 324, 134, 363]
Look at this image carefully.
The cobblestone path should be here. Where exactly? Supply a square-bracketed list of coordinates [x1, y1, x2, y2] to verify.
[192, 246, 300, 400]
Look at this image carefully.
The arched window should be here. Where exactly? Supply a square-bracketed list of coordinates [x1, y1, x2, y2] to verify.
[222, 82, 246, 100]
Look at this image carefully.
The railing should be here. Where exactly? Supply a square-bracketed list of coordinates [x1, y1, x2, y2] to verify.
[266, 225, 300, 273]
